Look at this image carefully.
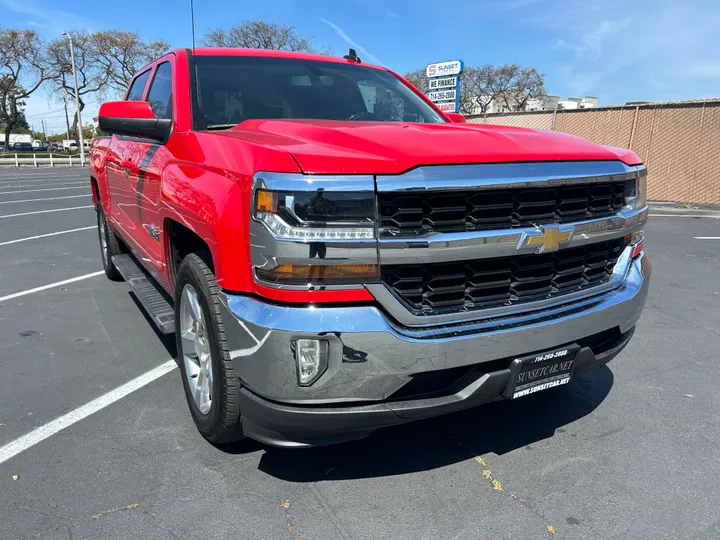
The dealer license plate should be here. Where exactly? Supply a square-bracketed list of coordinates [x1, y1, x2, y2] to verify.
[505, 345, 580, 399]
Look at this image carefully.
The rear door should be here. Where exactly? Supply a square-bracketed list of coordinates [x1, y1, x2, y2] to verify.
[119, 60, 175, 283]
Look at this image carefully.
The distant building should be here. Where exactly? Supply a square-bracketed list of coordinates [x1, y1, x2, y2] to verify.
[465, 94, 598, 114]
[526, 95, 560, 111]
[558, 96, 598, 110]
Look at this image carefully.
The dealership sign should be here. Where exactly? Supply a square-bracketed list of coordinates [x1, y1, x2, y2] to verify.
[429, 76, 459, 90]
[426, 59, 464, 115]
[428, 89, 458, 102]
[426, 60, 464, 78]
[436, 102, 459, 113]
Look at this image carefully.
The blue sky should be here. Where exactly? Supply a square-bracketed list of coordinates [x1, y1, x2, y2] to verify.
[2, 0, 718, 134]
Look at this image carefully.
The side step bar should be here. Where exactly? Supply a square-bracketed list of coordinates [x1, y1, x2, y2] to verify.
[112, 254, 175, 334]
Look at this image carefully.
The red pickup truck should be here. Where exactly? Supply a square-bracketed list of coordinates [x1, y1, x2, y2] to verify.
[90, 48, 650, 447]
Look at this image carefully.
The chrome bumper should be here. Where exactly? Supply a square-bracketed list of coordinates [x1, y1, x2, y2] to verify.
[219, 253, 651, 405]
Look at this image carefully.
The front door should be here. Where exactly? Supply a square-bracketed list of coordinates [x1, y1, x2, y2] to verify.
[120, 61, 175, 286]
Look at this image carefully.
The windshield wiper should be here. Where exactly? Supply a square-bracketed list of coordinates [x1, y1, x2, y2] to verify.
[205, 124, 237, 130]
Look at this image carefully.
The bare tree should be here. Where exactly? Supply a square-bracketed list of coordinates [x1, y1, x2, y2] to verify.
[91, 30, 169, 93]
[403, 68, 429, 94]
[0, 29, 51, 151]
[457, 64, 545, 115]
[203, 20, 327, 53]
[46, 31, 111, 138]
[485, 64, 545, 112]
[460, 65, 496, 115]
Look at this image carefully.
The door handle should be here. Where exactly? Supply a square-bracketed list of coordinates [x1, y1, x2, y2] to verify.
[121, 160, 139, 171]
[103, 155, 118, 164]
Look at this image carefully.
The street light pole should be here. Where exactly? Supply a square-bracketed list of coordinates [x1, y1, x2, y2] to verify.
[62, 32, 85, 165]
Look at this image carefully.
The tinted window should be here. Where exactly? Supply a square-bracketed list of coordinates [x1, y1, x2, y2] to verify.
[146, 62, 173, 119]
[126, 70, 151, 101]
[192, 56, 445, 129]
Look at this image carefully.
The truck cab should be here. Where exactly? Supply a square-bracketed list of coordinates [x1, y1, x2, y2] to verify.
[89, 48, 650, 447]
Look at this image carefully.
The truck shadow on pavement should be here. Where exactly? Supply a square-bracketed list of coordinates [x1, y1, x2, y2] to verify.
[243, 365, 614, 481]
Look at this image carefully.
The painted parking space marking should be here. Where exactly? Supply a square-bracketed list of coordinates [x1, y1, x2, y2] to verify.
[0, 186, 88, 195]
[0, 205, 94, 219]
[0, 177, 86, 184]
[0, 360, 177, 464]
[649, 214, 720, 219]
[0, 271, 104, 303]
[694, 237, 720, 239]
[0, 181, 88, 189]
[0, 194, 90, 205]
[0, 226, 96, 247]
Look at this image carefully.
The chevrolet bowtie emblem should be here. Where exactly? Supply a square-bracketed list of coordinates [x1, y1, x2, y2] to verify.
[523, 226, 574, 253]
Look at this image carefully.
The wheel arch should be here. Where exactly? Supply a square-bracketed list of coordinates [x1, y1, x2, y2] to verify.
[164, 218, 217, 293]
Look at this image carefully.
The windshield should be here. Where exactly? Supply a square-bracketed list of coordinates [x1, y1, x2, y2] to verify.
[191, 56, 446, 129]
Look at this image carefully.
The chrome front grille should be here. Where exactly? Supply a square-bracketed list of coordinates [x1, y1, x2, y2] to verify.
[379, 181, 627, 234]
[381, 238, 627, 315]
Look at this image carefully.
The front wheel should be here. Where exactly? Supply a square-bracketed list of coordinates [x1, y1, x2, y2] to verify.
[175, 252, 245, 444]
[97, 204, 123, 281]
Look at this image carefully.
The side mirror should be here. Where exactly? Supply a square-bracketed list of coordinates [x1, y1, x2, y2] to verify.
[98, 101, 171, 142]
[445, 112, 466, 124]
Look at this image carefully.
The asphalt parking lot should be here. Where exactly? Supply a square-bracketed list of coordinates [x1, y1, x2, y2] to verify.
[1, 167, 719, 540]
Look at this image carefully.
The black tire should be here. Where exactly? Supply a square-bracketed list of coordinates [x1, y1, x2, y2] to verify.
[97, 204, 124, 281]
[174, 252, 245, 444]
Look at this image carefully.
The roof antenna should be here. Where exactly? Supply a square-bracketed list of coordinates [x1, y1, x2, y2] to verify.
[343, 48, 362, 63]
[190, 0, 197, 53]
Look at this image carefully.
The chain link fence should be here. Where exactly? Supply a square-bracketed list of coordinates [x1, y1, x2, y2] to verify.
[467, 100, 720, 204]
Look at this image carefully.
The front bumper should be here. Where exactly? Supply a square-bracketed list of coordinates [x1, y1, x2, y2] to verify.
[219, 253, 651, 447]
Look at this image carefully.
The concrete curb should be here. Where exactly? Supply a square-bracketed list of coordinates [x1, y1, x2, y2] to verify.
[648, 201, 720, 216]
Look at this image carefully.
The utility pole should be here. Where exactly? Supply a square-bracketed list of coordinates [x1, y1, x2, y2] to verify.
[41, 119, 47, 140]
[63, 31, 85, 165]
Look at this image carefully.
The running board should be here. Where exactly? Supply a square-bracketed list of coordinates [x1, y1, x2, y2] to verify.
[112, 254, 175, 334]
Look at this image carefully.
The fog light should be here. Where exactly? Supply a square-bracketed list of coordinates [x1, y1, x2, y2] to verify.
[295, 339, 329, 386]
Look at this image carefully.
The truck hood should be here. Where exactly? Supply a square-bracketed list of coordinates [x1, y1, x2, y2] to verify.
[217, 119, 642, 175]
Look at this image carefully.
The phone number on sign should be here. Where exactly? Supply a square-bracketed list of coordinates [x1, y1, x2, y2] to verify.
[532, 349, 569, 363]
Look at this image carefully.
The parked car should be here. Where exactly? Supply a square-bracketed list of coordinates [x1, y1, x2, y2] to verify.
[13, 142, 33, 152]
[90, 48, 650, 448]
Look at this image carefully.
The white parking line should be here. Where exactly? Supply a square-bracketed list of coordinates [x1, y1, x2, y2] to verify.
[0, 271, 104, 303]
[0, 226, 96, 246]
[0, 194, 89, 205]
[0, 186, 88, 195]
[0, 177, 85, 185]
[694, 237, 720, 240]
[0, 182, 88, 189]
[0, 205, 94, 219]
[649, 214, 720, 219]
[0, 360, 177, 464]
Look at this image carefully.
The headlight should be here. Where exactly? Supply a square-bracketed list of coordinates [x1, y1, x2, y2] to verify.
[254, 189, 375, 240]
[252, 180, 378, 287]
[624, 171, 647, 210]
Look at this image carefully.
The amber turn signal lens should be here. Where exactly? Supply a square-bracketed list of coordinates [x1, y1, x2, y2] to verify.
[257, 264, 378, 284]
[256, 190, 278, 213]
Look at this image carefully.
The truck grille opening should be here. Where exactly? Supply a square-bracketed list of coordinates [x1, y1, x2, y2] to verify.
[382, 238, 627, 315]
[379, 182, 627, 234]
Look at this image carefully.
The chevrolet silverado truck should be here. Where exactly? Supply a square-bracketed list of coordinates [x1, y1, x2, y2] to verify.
[89, 48, 650, 447]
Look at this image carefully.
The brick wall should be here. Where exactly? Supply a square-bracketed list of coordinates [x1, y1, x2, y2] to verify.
[466, 100, 720, 204]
